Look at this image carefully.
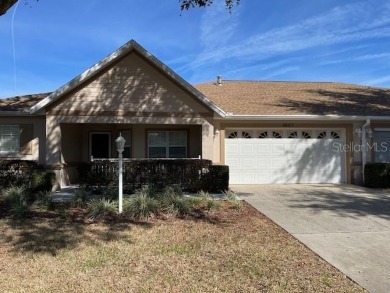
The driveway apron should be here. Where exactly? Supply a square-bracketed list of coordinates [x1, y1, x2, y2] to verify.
[231, 184, 390, 293]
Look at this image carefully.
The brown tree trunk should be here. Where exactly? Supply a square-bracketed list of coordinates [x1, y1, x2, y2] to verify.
[0, 0, 18, 16]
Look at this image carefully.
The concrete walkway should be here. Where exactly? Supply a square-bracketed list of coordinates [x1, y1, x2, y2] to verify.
[51, 185, 80, 203]
[231, 184, 390, 293]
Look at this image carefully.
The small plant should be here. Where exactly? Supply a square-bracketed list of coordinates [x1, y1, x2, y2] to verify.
[222, 190, 243, 210]
[71, 188, 89, 208]
[139, 184, 158, 198]
[163, 196, 195, 215]
[197, 190, 220, 210]
[158, 186, 199, 215]
[186, 196, 202, 206]
[34, 190, 54, 210]
[232, 200, 244, 211]
[206, 199, 221, 210]
[223, 190, 237, 201]
[87, 198, 116, 221]
[3, 185, 29, 218]
[123, 190, 159, 220]
[198, 190, 212, 200]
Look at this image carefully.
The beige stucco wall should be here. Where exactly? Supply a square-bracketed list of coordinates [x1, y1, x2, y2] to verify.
[50, 52, 212, 116]
[0, 116, 46, 164]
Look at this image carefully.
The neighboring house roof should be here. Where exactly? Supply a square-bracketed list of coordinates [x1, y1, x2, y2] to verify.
[0, 93, 50, 112]
[29, 39, 226, 117]
[195, 80, 390, 116]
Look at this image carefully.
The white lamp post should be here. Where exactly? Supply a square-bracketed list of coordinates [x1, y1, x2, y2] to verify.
[115, 133, 126, 214]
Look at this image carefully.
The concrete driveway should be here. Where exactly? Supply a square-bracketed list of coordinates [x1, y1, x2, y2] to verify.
[231, 184, 390, 293]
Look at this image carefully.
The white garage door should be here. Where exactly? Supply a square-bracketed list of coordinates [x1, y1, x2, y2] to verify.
[225, 129, 346, 184]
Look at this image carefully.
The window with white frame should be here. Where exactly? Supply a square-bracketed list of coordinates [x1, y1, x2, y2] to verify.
[148, 131, 187, 158]
[0, 125, 20, 153]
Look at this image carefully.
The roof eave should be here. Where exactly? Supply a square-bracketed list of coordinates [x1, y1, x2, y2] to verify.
[218, 114, 390, 121]
[0, 111, 32, 116]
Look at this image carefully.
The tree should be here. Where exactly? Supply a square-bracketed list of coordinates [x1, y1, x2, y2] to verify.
[0, 0, 240, 16]
[0, 0, 17, 15]
[180, 0, 240, 11]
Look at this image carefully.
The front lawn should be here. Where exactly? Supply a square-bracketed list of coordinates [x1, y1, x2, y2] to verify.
[0, 202, 364, 292]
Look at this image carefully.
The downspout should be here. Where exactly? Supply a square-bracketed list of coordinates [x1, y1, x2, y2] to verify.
[361, 119, 371, 183]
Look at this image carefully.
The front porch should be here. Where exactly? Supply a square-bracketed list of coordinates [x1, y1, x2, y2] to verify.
[57, 123, 207, 187]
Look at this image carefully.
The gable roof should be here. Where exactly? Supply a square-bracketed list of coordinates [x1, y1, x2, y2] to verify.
[29, 39, 226, 117]
[0, 93, 50, 113]
[194, 80, 390, 117]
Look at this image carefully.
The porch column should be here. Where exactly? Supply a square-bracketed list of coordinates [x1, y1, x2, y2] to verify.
[201, 121, 214, 161]
[46, 115, 62, 190]
[352, 122, 363, 185]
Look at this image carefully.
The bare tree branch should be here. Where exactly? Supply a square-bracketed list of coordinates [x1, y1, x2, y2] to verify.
[179, 0, 240, 12]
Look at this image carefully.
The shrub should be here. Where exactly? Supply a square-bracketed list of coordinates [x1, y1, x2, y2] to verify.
[207, 165, 229, 193]
[87, 198, 117, 221]
[364, 163, 390, 188]
[123, 191, 159, 220]
[0, 160, 39, 189]
[102, 186, 118, 201]
[77, 159, 223, 193]
[30, 171, 56, 194]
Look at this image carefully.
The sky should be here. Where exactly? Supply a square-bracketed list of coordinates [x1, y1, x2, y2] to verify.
[1, 0, 390, 98]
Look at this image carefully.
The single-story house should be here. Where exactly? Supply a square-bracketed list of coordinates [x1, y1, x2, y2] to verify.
[1, 39, 390, 189]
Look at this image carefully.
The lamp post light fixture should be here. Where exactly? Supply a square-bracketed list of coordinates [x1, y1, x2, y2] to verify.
[115, 133, 126, 214]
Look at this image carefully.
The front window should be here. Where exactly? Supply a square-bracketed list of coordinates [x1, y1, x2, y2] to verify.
[90, 132, 111, 159]
[0, 125, 20, 153]
[375, 130, 390, 163]
[148, 131, 187, 158]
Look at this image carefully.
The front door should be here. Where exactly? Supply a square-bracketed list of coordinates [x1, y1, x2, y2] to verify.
[90, 132, 111, 159]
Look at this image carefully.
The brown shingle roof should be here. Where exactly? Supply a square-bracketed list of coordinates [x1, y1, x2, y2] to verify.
[0, 93, 50, 111]
[2, 81, 390, 116]
[194, 81, 390, 116]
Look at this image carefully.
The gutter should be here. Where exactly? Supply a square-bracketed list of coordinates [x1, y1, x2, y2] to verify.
[216, 115, 390, 121]
[0, 111, 32, 116]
